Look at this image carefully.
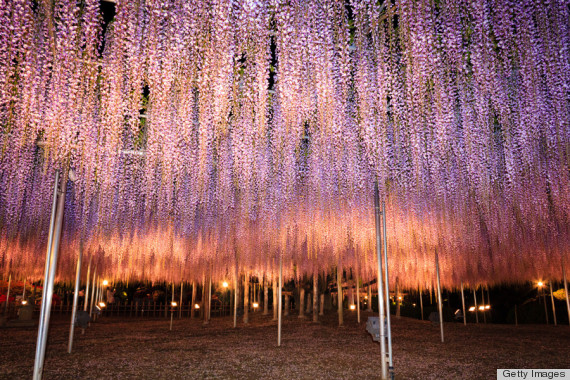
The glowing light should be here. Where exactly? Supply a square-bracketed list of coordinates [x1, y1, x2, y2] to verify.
[537, 281, 544, 287]
[364, 296, 368, 300]
[102, 280, 109, 286]
[398, 296, 402, 301]
[253, 302, 259, 308]
[350, 304, 356, 310]
[21, 300, 28, 305]
[194, 304, 200, 309]
[478, 306, 485, 311]
[171, 302, 177, 307]
[99, 302, 106, 308]
[222, 281, 229, 288]
[485, 305, 490, 310]
[469, 306, 476, 312]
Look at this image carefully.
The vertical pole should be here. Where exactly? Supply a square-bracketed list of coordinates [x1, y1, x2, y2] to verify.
[356, 262, 360, 324]
[299, 286, 305, 319]
[542, 286, 549, 325]
[89, 267, 97, 318]
[419, 285, 424, 321]
[395, 277, 400, 319]
[278, 251, 283, 346]
[273, 277, 278, 321]
[460, 282, 466, 326]
[179, 282, 183, 319]
[233, 265, 238, 328]
[191, 281, 196, 320]
[313, 270, 318, 322]
[83, 256, 91, 311]
[33, 169, 59, 379]
[481, 287, 486, 323]
[473, 288, 479, 323]
[549, 281, 557, 326]
[22, 278, 26, 301]
[336, 263, 343, 326]
[170, 283, 174, 331]
[34, 167, 68, 380]
[374, 182, 387, 380]
[68, 241, 83, 353]
[263, 276, 269, 315]
[563, 262, 570, 326]
[382, 201, 394, 377]
[367, 284, 372, 312]
[435, 249, 444, 343]
[243, 273, 249, 324]
[4, 274, 11, 315]
[208, 275, 212, 321]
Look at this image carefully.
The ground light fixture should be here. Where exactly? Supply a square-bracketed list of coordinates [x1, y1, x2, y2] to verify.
[194, 304, 200, 309]
[253, 302, 259, 309]
[102, 280, 109, 286]
[171, 302, 177, 307]
[350, 304, 356, 310]
[469, 306, 476, 312]
[99, 302, 106, 308]
[537, 281, 544, 287]
[222, 281, 229, 288]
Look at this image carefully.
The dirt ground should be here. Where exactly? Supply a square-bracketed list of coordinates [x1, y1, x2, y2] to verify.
[1, 310, 568, 380]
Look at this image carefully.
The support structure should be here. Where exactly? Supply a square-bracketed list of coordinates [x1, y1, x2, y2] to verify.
[299, 286, 305, 319]
[33, 168, 68, 380]
[4, 273, 11, 314]
[68, 241, 83, 353]
[336, 264, 343, 326]
[419, 285, 424, 321]
[381, 201, 394, 377]
[563, 262, 570, 326]
[435, 249, 444, 343]
[191, 281, 197, 320]
[356, 261, 360, 324]
[278, 251, 283, 347]
[170, 283, 175, 331]
[84, 256, 91, 312]
[179, 282, 183, 319]
[233, 266, 238, 328]
[273, 277, 278, 321]
[313, 270, 318, 322]
[263, 276, 269, 315]
[373, 182, 387, 380]
[460, 282, 466, 325]
[243, 273, 249, 324]
[549, 281, 557, 326]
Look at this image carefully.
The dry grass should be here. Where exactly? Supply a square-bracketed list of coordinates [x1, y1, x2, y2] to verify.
[1, 310, 568, 379]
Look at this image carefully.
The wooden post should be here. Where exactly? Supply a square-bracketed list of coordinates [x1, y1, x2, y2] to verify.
[191, 281, 196, 319]
[319, 293, 325, 316]
[435, 250, 444, 343]
[419, 285, 424, 321]
[550, 281, 557, 326]
[273, 278, 278, 321]
[263, 276, 269, 315]
[356, 263, 360, 324]
[179, 282, 183, 319]
[298, 286, 305, 318]
[367, 284, 372, 312]
[233, 265, 238, 328]
[481, 287, 486, 323]
[395, 277, 400, 319]
[563, 262, 570, 326]
[278, 251, 283, 346]
[460, 282, 466, 325]
[337, 264, 343, 326]
[243, 273, 249, 324]
[313, 271, 318, 322]
[473, 289, 479, 323]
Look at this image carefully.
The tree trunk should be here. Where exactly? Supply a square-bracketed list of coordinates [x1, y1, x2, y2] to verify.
[243, 274, 249, 324]
[337, 265, 343, 326]
[284, 294, 290, 316]
[319, 293, 325, 316]
[312, 271, 318, 322]
[263, 277, 269, 315]
[298, 287, 305, 318]
[272, 279, 278, 321]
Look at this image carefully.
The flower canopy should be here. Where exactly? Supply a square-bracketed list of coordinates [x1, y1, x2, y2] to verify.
[0, 0, 568, 288]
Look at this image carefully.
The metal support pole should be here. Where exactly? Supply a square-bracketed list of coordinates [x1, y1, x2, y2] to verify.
[84, 256, 91, 311]
[473, 288, 479, 323]
[563, 262, 570, 326]
[435, 249, 444, 343]
[32, 169, 59, 380]
[460, 282, 466, 325]
[313, 270, 318, 323]
[68, 242, 83, 353]
[419, 285, 424, 320]
[89, 267, 97, 318]
[278, 251, 283, 347]
[356, 261, 360, 324]
[550, 281, 557, 326]
[34, 167, 68, 380]
[170, 283, 174, 331]
[233, 265, 238, 328]
[179, 282, 183, 319]
[4, 273, 11, 315]
[382, 201, 394, 378]
[374, 182, 387, 380]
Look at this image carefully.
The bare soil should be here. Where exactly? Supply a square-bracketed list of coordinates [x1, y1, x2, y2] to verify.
[1, 310, 568, 379]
